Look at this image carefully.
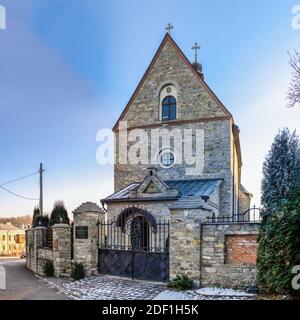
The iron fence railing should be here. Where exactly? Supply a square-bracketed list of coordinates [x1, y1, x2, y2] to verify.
[206, 205, 262, 224]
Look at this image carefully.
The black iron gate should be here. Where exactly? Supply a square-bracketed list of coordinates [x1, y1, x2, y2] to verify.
[97, 208, 170, 282]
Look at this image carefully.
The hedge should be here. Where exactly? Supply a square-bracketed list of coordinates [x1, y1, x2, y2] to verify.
[257, 192, 300, 295]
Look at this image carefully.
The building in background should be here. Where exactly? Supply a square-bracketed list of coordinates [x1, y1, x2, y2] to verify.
[0, 223, 26, 256]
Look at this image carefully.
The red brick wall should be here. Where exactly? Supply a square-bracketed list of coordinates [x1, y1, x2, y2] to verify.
[225, 234, 258, 265]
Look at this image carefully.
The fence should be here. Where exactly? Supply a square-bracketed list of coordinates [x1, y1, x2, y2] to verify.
[206, 206, 262, 224]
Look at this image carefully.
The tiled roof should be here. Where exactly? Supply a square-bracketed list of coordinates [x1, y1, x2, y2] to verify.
[103, 179, 222, 202]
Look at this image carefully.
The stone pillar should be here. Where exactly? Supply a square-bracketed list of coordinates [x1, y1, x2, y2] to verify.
[33, 227, 46, 273]
[73, 202, 105, 276]
[25, 229, 34, 270]
[52, 224, 71, 277]
[169, 208, 208, 286]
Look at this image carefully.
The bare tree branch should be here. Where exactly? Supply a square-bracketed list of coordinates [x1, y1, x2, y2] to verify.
[287, 48, 300, 107]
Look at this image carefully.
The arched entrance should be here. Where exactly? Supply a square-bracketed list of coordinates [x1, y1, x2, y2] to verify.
[130, 215, 149, 251]
[98, 207, 169, 282]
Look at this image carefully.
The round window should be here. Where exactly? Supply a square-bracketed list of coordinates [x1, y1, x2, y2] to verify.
[158, 149, 175, 168]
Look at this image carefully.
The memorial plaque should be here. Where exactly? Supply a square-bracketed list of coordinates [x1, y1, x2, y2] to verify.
[75, 226, 88, 239]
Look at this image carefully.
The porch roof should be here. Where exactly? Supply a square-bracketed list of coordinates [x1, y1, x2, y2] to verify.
[103, 179, 222, 203]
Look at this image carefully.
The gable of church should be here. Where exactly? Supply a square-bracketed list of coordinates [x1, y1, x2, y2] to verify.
[113, 33, 232, 131]
[143, 181, 161, 194]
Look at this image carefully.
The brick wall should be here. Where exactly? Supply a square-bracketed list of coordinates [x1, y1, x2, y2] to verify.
[225, 234, 257, 265]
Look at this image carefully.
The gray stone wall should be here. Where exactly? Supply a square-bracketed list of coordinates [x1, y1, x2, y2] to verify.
[37, 248, 53, 275]
[200, 222, 260, 289]
[73, 202, 105, 276]
[115, 119, 233, 217]
[119, 39, 227, 128]
[52, 224, 72, 276]
[25, 224, 71, 277]
[107, 201, 172, 222]
[169, 208, 211, 284]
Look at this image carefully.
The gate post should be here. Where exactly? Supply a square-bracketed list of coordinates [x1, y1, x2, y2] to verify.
[52, 223, 72, 277]
[73, 202, 105, 276]
[169, 209, 202, 285]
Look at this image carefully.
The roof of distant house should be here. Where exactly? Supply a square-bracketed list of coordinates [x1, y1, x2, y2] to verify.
[0, 222, 25, 231]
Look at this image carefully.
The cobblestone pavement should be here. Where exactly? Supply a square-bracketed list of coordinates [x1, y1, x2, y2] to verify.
[45, 276, 165, 300]
[41, 275, 255, 300]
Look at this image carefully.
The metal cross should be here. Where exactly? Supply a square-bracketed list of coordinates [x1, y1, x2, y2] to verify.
[192, 42, 201, 63]
[165, 23, 174, 34]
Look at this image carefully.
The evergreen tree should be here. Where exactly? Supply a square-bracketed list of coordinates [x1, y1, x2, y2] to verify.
[36, 214, 49, 228]
[261, 128, 299, 216]
[49, 200, 70, 226]
[32, 206, 40, 227]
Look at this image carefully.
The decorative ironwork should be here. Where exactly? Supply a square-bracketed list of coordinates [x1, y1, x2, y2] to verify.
[98, 206, 170, 282]
[206, 205, 262, 224]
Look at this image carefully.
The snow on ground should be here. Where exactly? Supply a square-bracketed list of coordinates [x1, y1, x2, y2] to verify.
[39, 275, 255, 300]
[196, 287, 254, 297]
[153, 288, 253, 300]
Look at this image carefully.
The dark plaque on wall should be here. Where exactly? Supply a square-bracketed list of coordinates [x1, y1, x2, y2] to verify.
[75, 226, 88, 239]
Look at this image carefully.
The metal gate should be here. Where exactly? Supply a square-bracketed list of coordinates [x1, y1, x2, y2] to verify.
[97, 207, 170, 282]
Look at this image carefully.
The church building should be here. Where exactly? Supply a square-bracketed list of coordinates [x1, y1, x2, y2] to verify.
[98, 30, 255, 285]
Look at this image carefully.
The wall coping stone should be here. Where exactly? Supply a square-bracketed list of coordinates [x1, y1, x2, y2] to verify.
[52, 223, 71, 229]
[73, 202, 105, 214]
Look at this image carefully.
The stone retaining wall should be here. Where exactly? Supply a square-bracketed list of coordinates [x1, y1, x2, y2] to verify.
[25, 224, 71, 277]
[200, 222, 260, 289]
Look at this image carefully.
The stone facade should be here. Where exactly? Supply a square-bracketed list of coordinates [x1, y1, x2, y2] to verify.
[61, 33, 258, 290]
[26, 224, 71, 277]
[169, 208, 209, 284]
[113, 35, 242, 218]
[52, 224, 72, 276]
[73, 202, 105, 276]
[97, 33, 256, 288]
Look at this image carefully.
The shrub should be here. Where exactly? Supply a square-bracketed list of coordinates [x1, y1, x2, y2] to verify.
[257, 191, 300, 295]
[43, 260, 54, 277]
[71, 263, 85, 281]
[167, 275, 194, 291]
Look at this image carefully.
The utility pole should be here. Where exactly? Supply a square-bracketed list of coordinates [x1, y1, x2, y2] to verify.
[39, 163, 44, 216]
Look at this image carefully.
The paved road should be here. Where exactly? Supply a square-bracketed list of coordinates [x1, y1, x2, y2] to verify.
[0, 258, 69, 300]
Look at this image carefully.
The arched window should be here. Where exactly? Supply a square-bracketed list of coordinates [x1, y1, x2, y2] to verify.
[162, 96, 177, 121]
[160, 84, 177, 121]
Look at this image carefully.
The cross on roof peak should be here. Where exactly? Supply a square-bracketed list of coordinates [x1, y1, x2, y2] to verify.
[165, 23, 174, 34]
[192, 42, 201, 63]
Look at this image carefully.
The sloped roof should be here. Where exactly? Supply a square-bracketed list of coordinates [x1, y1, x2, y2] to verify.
[240, 185, 253, 197]
[103, 179, 222, 203]
[113, 33, 232, 131]
[0, 223, 24, 231]
[73, 202, 105, 214]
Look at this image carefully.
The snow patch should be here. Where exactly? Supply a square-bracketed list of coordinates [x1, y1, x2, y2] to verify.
[196, 287, 253, 297]
[153, 290, 197, 300]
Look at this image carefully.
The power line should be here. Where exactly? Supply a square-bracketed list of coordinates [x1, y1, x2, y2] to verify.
[0, 171, 39, 187]
[0, 185, 39, 201]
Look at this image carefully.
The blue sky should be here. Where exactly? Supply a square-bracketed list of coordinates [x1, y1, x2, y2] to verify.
[0, 0, 299, 217]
